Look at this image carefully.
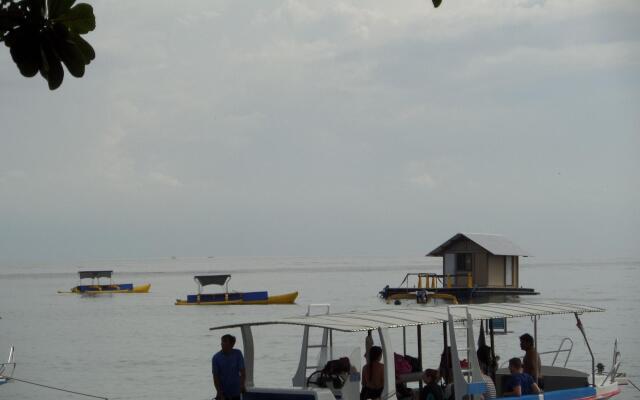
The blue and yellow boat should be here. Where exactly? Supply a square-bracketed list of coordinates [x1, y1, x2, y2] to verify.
[59, 270, 151, 294]
[175, 274, 297, 305]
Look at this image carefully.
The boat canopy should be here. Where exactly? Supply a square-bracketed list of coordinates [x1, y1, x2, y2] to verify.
[195, 274, 231, 287]
[78, 270, 113, 279]
[210, 302, 603, 333]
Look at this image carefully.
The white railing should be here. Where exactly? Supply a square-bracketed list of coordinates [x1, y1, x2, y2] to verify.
[539, 337, 574, 368]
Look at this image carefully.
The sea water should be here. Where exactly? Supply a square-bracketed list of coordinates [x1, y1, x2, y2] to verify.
[0, 257, 638, 400]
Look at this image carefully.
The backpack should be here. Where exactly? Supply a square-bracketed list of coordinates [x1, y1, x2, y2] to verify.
[307, 357, 351, 389]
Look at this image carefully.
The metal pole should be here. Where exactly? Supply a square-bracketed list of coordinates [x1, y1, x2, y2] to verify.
[575, 313, 596, 387]
[489, 319, 496, 381]
[330, 329, 333, 360]
[418, 325, 423, 390]
[403, 326, 407, 355]
[533, 316, 538, 350]
[442, 321, 449, 384]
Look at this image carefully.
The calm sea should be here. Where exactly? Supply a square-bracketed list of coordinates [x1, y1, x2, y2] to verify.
[0, 257, 638, 400]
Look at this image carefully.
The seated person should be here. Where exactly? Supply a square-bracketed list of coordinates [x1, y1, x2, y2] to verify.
[503, 358, 540, 397]
[361, 346, 384, 400]
[420, 369, 444, 400]
[476, 346, 496, 399]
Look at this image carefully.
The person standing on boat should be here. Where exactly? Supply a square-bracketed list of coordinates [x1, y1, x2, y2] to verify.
[519, 333, 543, 388]
[361, 346, 384, 400]
[212, 334, 246, 400]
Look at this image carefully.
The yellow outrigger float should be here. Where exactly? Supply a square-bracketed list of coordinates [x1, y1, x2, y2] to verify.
[58, 270, 151, 294]
[175, 274, 298, 305]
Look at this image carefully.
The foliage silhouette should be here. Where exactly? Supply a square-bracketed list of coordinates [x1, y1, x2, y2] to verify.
[2, 0, 442, 90]
[1, 0, 95, 90]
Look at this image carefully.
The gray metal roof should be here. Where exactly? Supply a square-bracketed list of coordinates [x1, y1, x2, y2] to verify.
[427, 232, 530, 257]
[209, 302, 602, 333]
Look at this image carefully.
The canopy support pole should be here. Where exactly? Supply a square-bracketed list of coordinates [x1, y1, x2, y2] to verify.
[378, 327, 396, 400]
[241, 326, 255, 388]
[403, 327, 407, 355]
[417, 325, 423, 390]
[575, 313, 595, 387]
[489, 319, 496, 381]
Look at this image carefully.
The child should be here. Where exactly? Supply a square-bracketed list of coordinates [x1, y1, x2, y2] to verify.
[421, 369, 444, 400]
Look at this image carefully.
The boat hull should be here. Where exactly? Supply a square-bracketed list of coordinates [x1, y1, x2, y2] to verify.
[67, 283, 151, 294]
[175, 291, 298, 305]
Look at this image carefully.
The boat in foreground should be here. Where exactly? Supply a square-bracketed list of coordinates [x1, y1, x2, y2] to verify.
[0, 346, 15, 386]
[59, 270, 151, 294]
[209, 302, 623, 400]
[175, 274, 298, 305]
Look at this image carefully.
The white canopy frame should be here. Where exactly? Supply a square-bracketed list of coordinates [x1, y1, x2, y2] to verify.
[210, 302, 604, 400]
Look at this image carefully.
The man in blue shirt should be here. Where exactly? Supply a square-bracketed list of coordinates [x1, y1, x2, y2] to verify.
[213, 334, 246, 400]
[503, 357, 540, 397]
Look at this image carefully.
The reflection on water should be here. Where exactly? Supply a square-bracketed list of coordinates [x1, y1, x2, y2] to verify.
[0, 257, 638, 399]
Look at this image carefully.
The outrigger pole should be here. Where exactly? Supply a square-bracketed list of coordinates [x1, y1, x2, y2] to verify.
[4, 376, 108, 399]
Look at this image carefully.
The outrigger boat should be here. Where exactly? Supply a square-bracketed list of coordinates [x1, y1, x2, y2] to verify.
[59, 270, 151, 294]
[175, 274, 298, 305]
[0, 346, 15, 386]
[209, 302, 623, 400]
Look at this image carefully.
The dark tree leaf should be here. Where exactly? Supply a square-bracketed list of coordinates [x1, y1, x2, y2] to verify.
[6, 25, 40, 77]
[433, 0, 443, 8]
[48, 0, 75, 19]
[70, 31, 94, 63]
[39, 35, 64, 90]
[54, 3, 94, 34]
[51, 23, 84, 77]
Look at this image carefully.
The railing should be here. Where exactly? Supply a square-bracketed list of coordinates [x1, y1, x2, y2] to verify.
[399, 272, 474, 289]
[500, 338, 573, 368]
[539, 337, 574, 368]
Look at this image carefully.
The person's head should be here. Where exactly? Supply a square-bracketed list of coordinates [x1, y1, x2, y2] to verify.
[367, 346, 383, 363]
[519, 333, 534, 351]
[508, 357, 523, 374]
[423, 369, 440, 384]
[476, 345, 492, 373]
[221, 334, 236, 353]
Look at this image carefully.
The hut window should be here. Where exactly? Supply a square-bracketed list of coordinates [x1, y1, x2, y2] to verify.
[456, 253, 472, 272]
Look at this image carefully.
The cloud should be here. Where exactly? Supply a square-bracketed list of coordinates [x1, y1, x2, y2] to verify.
[0, 0, 638, 260]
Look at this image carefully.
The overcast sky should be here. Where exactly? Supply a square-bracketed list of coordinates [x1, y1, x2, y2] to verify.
[1, 0, 638, 264]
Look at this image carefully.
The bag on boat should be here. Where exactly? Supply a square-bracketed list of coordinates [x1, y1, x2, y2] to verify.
[307, 357, 351, 389]
[394, 353, 413, 375]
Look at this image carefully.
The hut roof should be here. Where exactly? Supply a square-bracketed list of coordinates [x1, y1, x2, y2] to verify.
[427, 233, 530, 257]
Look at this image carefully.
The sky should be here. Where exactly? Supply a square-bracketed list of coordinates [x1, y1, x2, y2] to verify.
[0, 0, 639, 264]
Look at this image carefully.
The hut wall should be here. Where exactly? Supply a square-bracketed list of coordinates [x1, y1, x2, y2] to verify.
[487, 255, 506, 287]
[473, 253, 488, 286]
[441, 239, 486, 286]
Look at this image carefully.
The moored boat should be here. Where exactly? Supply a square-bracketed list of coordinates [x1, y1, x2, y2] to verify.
[208, 302, 624, 400]
[175, 274, 298, 305]
[59, 270, 151, 294]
